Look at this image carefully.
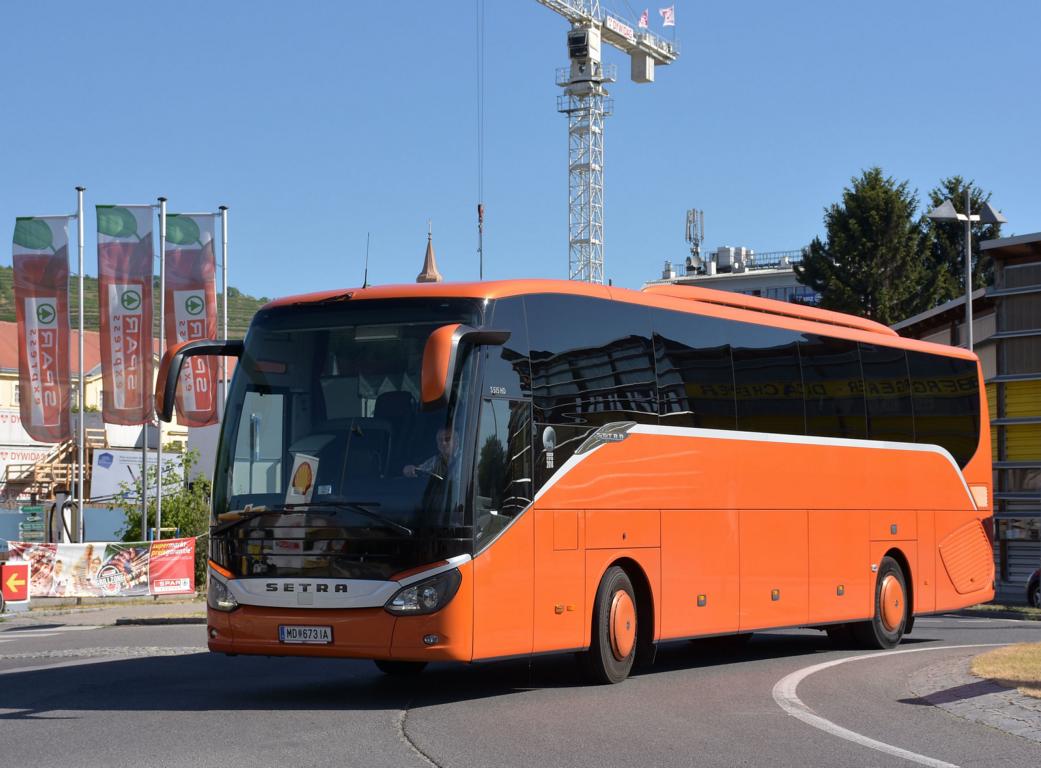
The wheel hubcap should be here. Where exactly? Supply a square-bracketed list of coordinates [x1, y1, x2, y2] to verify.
[880, 574, 904, 632]
[609, 590, 636, 661]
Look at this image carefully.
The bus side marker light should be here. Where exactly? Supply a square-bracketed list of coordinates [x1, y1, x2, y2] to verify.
[836, 585, 844, 596]
[423, 634, 440, 646]
[697, 594, 706, 607]
[555, 604, 565, 615]
[871, 564, 878, 573]
[771, 589, 781, 601]
[890, 524, 898, 535]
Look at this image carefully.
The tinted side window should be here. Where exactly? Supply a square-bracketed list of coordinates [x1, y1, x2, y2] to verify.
[653, 310, 736, 430]
[483, 297, 531, 398]
[860, 343, 914, 443]
[731, 324, 804, 435]
[908, 351, 980, 467]
[474, 398, 533, 548]
[525, 294, 657, 427]
[799, 336, 866, 439]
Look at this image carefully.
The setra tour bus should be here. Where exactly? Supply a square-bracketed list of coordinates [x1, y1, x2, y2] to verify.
[156, 279, 994, 684]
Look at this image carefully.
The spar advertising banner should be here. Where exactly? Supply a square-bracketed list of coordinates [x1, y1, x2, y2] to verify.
[12, 216, 72, 443]
[8, 538, 195, 597]
[164, 214, 218, 427]
[97, 205, 154, 425]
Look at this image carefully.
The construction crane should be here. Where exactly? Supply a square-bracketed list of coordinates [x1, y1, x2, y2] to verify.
[536, 0, 679, 283]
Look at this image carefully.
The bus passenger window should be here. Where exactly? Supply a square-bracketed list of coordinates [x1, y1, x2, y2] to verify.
[653, 312, 736, 431]
[475, 398, 533, 548]
[731, 325, 804, 436]
[799, 336, 866, 439]
[525, 294, 657, 427]
[908, 351, 980, 467]
[484, 298, 531, 398]
[860, 343, 914, 443]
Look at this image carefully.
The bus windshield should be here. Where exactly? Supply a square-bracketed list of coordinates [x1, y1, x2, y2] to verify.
[210, 298, 481, 580]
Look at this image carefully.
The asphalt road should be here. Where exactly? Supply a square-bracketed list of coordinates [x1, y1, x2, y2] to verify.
[0, 614, 1039, 768]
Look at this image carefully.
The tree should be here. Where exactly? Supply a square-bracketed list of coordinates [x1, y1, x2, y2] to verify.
[118, 449, 210, 587]
[796, 168, 932, 325]
[921, 176, 1003, 304]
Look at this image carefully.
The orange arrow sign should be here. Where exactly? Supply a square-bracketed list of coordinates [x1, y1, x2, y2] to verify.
[6, 572, 26, 592]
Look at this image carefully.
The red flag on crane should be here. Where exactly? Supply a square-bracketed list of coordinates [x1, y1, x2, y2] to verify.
[639, 9, 649, 29]
[659, 5, 675, 27]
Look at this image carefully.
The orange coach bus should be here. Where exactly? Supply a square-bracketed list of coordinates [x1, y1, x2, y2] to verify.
[156, 279, 993, 684]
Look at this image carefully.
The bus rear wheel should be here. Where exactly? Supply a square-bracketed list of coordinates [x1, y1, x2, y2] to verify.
[580, 566, 638, 684]
[851, 556, 907, 650]
[373, 659, 427, 676]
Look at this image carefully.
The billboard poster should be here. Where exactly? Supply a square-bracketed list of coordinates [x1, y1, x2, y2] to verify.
[12, 216, 72, 443]
[8, 538, 195, 597]
[97, 205, 154, 425]
[90, 448, 182, 501]
[164, 214, 218, 427]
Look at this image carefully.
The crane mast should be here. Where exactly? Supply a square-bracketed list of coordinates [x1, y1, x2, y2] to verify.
[536, 0, 679, 283]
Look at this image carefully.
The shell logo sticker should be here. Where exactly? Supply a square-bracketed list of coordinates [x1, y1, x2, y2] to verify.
[285, 454, 319, 504]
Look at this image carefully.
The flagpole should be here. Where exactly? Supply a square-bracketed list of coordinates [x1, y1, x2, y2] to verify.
[219, 205, 228, 420]
[75, 186, 85, 543]
[156, 197, 167, 540]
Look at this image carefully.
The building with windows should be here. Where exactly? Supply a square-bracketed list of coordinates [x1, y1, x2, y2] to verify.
[646, 247, 819, 304]
[894, 232, 1041, 603]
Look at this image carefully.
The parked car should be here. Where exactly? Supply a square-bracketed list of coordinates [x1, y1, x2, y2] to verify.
[1028, 569, 1040, 609]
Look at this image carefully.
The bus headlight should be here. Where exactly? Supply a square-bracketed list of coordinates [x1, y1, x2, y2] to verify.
[385, 569, 461, 616]
[207, 575, 239, 612]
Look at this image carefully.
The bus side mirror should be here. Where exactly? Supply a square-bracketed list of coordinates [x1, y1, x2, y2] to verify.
[156, 339, 244, 422]
[421, 324, 510, 411]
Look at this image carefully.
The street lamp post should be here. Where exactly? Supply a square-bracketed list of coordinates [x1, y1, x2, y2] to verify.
[926, 189, 1006, 351]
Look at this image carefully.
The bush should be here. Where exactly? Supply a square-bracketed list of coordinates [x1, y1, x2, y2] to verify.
[118, 449, 210, 589]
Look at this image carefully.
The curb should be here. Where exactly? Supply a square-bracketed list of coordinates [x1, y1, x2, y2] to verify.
[952, 608, 1041, 622]
[114, 617, 207, 626]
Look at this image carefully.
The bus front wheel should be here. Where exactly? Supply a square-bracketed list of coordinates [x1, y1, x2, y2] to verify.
[580, 566, 638, 684]
[851, 556, 908, 650]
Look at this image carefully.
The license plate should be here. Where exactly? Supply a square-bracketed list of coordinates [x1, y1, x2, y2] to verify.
[278, 625, 333, 644]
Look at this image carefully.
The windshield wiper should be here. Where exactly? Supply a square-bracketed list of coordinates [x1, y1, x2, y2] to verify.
[293, 501, 414, 537]
[212, 507, 273, 535]
[211, 501, 414, 537]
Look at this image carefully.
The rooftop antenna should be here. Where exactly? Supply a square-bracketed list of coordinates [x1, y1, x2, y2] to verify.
[478, 203, 485, 280]
[686, 209, 704, 273]
[363, 232, 371, 288]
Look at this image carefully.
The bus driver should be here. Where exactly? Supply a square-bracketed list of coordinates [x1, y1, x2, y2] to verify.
[403, 426, 457, 480]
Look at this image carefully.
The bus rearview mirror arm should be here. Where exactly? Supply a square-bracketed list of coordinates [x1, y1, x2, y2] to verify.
[421, 324, 510, 411]
[156, 339, 245, 423]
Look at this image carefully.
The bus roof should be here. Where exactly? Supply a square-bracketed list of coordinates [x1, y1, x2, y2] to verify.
[261, 278, 975, 361]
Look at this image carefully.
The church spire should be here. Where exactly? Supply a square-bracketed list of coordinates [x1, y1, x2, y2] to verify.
[416, 219, 443, 283]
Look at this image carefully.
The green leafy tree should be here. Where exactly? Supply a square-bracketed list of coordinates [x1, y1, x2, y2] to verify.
[118, 449, 210, 588]
[921, 176, 1003, 303]
[796, 168, 931, 325]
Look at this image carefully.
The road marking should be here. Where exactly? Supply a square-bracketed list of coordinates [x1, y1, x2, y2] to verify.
[772, 644, 1006, 768]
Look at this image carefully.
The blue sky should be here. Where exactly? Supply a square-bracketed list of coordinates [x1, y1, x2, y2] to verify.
[2, 1, 1039, 298]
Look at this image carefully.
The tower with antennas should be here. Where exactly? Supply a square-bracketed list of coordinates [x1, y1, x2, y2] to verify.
[536, 1, 679, 284]
[685, 208, 704, 274]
